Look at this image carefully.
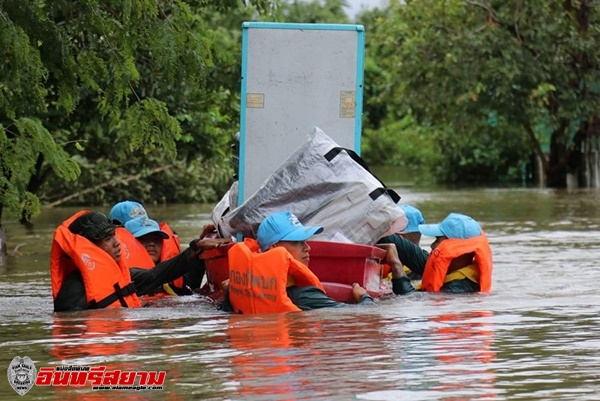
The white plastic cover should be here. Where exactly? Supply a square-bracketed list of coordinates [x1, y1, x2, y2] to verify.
[216, 127, 407, 245]
[211, 180, 238, 239]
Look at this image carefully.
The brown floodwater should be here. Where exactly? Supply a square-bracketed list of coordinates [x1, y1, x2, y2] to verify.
[1, 184, 600, 400]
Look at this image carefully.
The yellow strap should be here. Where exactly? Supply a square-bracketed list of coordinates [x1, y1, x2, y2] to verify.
[444, 263, 480, 284]
[383, 265, 412, 282]
[162, 283, 178, 296]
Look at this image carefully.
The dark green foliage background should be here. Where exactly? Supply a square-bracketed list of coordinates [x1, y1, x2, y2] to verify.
[2, 0, 599, 226]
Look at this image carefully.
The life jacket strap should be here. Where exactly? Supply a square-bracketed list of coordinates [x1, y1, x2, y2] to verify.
[162, 282, 193, 296]
[89, 282, 137, 309]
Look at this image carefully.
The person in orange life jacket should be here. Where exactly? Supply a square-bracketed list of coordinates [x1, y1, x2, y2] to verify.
[123, 216, 197, 295]
[125, 217, 170, 263]
[220, 211, 375, 313]
[53, 211, 229, 311]
[378, 213, 493, 294]
[110, 200, 197, 294]
[109, 200, 182, 259]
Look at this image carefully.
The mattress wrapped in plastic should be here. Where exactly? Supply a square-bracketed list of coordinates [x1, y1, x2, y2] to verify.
[216, 127, 407, 245]
[211, 181, 238, 239]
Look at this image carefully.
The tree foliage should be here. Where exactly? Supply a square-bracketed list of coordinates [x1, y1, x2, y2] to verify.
[0, 0, 277, 225]
[361, 0, 600, 186]
[277, 0, 350, 23]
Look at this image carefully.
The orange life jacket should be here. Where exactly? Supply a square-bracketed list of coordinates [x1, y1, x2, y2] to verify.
[157, 222, 187, 293]
[50, 211, 141, 309]
[421, 233, 493, 292]
[115, 227, 155, 268]
[159, 222, 180, 260]
[116, 223, 189, 295]
[116, 222, 181, 268]
[228, 238, 324, 314]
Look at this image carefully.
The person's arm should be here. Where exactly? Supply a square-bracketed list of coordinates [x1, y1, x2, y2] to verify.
[378, 234, 429, 275]
[377, 243, 416, 295]
[286, 285, 375, 310]
[131, 238, 230, 296]
[53, 270, 88, 312]
[130, 248, 198, 296]
[351, 283, 376, 305]
[217, 287, 234, 312]
[216, 279, 235, 312]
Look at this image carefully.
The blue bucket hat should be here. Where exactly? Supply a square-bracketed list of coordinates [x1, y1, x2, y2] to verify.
[257, 211, 323, 251]
[398, 204, 425, 234]
[125, 217, 169, 240]
[109, 201, 148, 224]
[418, 213, 482, 239]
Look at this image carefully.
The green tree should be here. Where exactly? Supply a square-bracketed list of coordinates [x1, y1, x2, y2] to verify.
[362, 0, 600, 187]
[278, 0, 350, 23]
[0, 0, 277, 227]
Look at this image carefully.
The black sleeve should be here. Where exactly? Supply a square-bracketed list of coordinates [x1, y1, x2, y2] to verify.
[378, 234, 429, 275]
[286, 286, 375, 310]
[182, 261, 206, 291]
[357, 293, 376, 305]
[53, 270, 88, 312]
[441, 278, 480, 293]
[217, 288, 234, 313]
[391, 276, 416, 295]
[130, 248, 205, 296]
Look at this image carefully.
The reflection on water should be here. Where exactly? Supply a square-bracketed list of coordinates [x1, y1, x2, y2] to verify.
[2, 188, 600, 400]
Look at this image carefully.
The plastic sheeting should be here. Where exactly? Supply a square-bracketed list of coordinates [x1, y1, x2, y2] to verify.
[211, 180, 238, 239]
[215, 127, 407, 245]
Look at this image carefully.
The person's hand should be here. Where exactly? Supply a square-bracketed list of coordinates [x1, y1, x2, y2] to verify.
[221, 279, 230, 291]
[376, 243, 402, 265]
[351, 282, 368, 301]
[199, 224, 217, 239]
[376, 243, 407, 279]
[189, 237, 231, 254]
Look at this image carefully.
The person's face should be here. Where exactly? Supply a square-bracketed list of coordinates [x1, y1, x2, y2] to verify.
[95, 234, 121, 263]
[274, 240, 311, 265]
[430, 236, 448, 250]
[137, 233, 164, 264]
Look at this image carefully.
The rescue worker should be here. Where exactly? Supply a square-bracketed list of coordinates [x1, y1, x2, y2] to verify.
[110, 200, 195, 294]
[109, 200, 181, 262]
[125, 217, 170, 265]
[124, 216, 204, 295]
[51, 211, 229, 312]
[221, 211, 375, 314]
[378, 213, 493, 294]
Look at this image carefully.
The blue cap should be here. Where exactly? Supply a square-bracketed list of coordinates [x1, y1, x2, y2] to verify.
[125, 217, 169, 239]
[257, 211, 324, 251]
[419, 213, 482, 239]
[398, 205, 425, 233]
[109, 201, 147, 224]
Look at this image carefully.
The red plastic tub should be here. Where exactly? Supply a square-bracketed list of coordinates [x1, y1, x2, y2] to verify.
[306, 241, 391, 302]
[199, 243, 235, 300]
[200, 240, 391, 302]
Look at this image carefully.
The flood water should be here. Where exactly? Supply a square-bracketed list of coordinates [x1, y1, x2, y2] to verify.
[2, 184, 600, 400]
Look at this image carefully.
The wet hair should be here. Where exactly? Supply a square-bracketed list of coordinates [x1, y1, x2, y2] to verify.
[68, 212, 119, 242]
